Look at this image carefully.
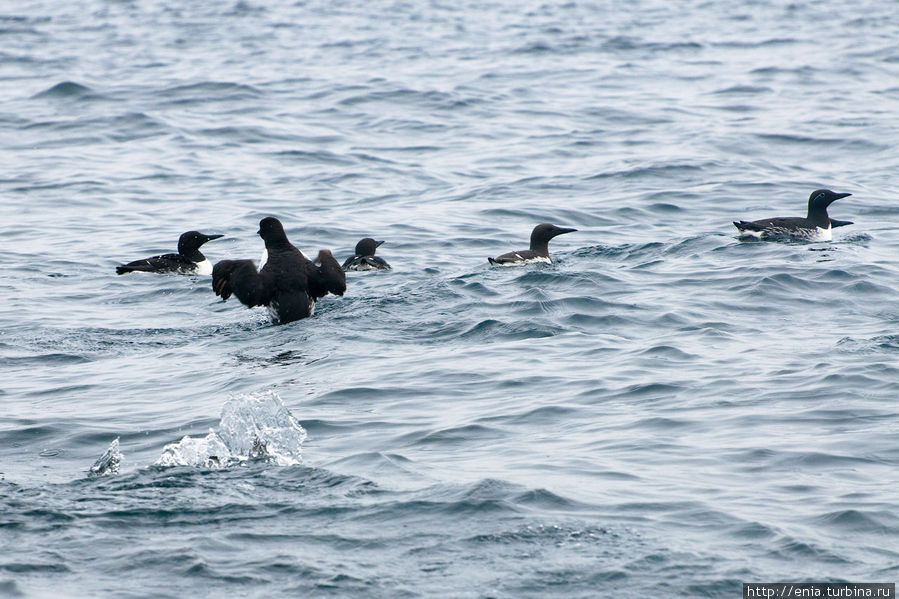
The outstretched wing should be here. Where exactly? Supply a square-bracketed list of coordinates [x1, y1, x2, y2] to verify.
[310, 251, 347, 298]
[212, 259, 273, 307]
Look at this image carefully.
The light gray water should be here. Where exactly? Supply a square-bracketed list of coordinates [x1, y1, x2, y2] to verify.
[1, 0, 898, 596]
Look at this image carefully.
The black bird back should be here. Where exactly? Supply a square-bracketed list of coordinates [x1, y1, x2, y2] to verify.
[212, 217, 346, 324]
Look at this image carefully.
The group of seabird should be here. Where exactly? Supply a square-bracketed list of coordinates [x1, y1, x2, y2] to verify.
[115, 217, 392, 324]
[115, 188, 854, 324]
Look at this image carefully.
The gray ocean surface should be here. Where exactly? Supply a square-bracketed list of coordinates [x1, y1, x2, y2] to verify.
[2, 0, 899, 596]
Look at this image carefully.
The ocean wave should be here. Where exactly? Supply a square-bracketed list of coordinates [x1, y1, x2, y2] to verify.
[31, 81, 104, 100]
[155, 391, 306, 468]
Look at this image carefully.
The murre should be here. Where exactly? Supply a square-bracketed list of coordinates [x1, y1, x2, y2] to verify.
[211, 217, 345, 324]
[487, 223, 577, 266]
[733, 189, 853, 241]
[342, 238, 391, 271]
[116, 231, 223, 275]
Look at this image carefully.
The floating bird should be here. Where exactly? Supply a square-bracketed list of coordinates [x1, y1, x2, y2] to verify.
[488, 223, 577, 266]
[342, 238, 391, 271]
[733, 189, 853, 241]
[211, 217, 345, 324]
[116, 231, 223, 275]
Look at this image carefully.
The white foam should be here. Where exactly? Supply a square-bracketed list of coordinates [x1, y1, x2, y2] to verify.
[267, 302, 280, 322]
[89, 437, 123, 476]
[156, 430, 229, 469]
[155, 391, 306, 469]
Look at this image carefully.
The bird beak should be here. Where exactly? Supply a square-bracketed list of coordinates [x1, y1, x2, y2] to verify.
[834, 193, 852, 200]
[556, 227, 577, 235]
[376, 240, 385, 247]
[206, 234, 224, 241]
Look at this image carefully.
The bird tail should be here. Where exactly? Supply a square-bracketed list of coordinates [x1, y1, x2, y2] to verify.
[733, 220, 763, 232]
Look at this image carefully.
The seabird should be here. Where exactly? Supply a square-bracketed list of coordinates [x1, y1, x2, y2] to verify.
[211, 217, 346, 324]
[342, 238, 391, 271]
[487, 223, 577, 266]
[733, 189, 853, 241]
[116, 231, 223, 275]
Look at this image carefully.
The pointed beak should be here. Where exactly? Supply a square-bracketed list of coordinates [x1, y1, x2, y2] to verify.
[205, 234, 224, 242]
[375, 240, 385, 248]
[556, 227, 577, 235]
[834, 193, 852, 200]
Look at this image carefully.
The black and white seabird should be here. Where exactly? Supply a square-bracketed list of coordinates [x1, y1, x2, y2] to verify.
[211, 217, 346, 324]
[116, 231, 223, 275]
[342, 238, 391, 271]
[487, 223, 577, 266]
[733, 189, 853, 241]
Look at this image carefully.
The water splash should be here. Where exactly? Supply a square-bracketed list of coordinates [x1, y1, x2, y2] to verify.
[155, 391, 306, 469]
[89, 437, 122, 476]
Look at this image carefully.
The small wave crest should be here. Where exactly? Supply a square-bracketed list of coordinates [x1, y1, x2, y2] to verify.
[155, 391, 306, 469]
[89, 437, 122, 476]
[31, 81, 100, 100]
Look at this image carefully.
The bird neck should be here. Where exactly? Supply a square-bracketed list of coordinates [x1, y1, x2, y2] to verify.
[806, 205, 830, 228]
[182, 248, 205, 262]
[529, 239, 550, 255]
[264, 237, 292, 251]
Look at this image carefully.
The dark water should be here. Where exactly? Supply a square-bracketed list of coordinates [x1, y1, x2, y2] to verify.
[2, 0, 899, 596]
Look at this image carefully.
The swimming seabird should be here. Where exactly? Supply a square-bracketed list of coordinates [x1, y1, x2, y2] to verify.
[733, 189, 853, 241]
[487, 223, 577, 266]
[342, 238, 391, 271]
[116, 231, 223, 275]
